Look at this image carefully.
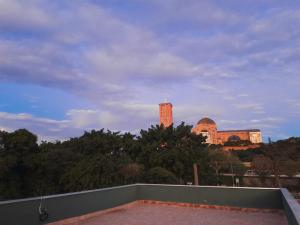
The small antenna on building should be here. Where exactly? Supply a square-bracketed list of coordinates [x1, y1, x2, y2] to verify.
[164, 98, 168, 103]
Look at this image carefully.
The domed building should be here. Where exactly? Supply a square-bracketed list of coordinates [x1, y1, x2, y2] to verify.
[192, 118, 218, 144]
[192, 117, 262, 145]
[159, 102, 262, 148]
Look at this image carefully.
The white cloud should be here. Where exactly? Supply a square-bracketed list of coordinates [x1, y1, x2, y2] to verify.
[174, 104, 224, 125]
[217, 117, 284, 134]
[0, 110, 121, 141]
[196, 84, 224, 94]
[238, 94, 249, 97]
[233, 103, 264, 111]
[66, 109, 119, 128]
[0, 0, 53, 31]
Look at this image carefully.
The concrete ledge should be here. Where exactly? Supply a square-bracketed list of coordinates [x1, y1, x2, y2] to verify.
[0, 184, 137, 225]
[281, 189, 300, 225]
[0, 184, 299, 225]
[137, 184, 282, 209]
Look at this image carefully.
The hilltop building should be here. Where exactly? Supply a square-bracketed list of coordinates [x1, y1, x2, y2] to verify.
[192, 117, 262, 145]
[159, 102, 262, 147]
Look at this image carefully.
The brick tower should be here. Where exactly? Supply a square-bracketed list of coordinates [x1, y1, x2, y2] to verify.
[159, 102, 173, 127]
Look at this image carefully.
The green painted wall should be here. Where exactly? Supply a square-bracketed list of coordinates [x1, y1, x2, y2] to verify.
[0, 184, 299, 225]
[137, 184, 282, 209]
[0, 184, 137, 225]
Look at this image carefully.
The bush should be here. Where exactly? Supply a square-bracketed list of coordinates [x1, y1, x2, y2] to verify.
[145, 167, 178, 184]
[224, 140, 252, 146]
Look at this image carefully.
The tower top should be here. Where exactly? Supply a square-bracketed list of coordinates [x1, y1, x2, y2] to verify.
[159, 102, 173, 127]
[159, 102, 172, 106]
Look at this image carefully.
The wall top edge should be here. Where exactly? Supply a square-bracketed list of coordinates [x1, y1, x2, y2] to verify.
[0, 184, 137, 205]
[0, 183, 280, 205]
[135, 183, 281, 190]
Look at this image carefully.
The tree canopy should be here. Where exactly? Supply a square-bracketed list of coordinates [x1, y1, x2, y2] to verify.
[1, 126, 298, 200]
[0, 123, 213, 200]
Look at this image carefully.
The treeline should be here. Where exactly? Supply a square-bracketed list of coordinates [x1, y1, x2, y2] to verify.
[0, 123, 219, 200]
[233, 137, 300, 187]
[1, 123, 299, 200]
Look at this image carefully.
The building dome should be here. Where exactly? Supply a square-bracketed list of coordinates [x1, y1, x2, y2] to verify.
[197, 117, 216, 125]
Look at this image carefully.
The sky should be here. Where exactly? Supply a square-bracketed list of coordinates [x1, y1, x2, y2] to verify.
[0, 0, 299, 142]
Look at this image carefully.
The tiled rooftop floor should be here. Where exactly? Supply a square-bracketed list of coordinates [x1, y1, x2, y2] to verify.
[49, 201, 288, 225]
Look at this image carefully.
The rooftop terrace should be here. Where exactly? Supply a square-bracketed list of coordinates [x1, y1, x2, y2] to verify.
[0, 184, 299, 225]
[49, 200, 288, 225]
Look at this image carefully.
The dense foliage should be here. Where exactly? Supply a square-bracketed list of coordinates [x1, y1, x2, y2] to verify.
[0, 123, 220, 200]
[224, 140, 252, 147]
[231, 138, 300, 188]
[251, 138, 300, 187]
[1, 125, 298, 200]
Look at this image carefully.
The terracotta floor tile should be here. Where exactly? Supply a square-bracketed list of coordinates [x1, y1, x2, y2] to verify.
[50, 201, 288, 225]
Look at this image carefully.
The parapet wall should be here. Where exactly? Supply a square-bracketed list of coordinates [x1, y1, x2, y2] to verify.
[0, 184, 299, 225]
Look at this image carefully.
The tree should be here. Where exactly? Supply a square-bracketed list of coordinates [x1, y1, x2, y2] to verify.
[208, 148, 227, 185]
[136, 122, 210, 184]
[0, 129, 39, 199]
[208, 147, 246, 185]
[145, 167, 178, 184]
[119, 163, 143, 184]
[252, 138, 300, 187]
[252, 155, 273, 177]
[36, 143, 81, 195]
[224, 140, 252, 147]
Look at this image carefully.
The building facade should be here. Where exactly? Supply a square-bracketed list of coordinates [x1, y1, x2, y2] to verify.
[158, 102, 262, 146]
[192, 117, 262, 145]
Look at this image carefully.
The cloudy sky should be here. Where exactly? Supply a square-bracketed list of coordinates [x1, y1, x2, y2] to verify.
[0, 0, 299, 141]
